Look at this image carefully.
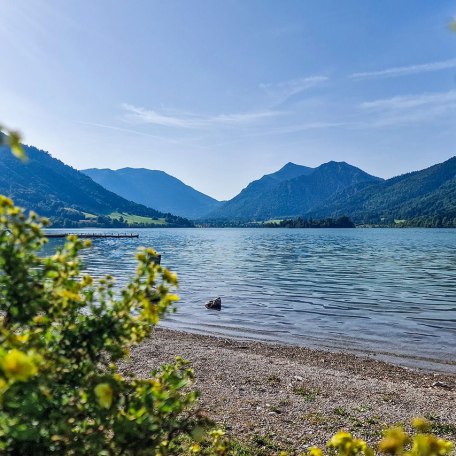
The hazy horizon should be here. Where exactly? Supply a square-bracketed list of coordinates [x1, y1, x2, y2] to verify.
[1, 1, 455, 200]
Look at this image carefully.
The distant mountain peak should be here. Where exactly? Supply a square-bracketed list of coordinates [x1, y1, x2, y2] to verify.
[321, 160, 349, 167]
[83, 167, 221, 220]
[206, 160, 380, 221]
[280, 161, 301, 169]
[268, 162, 314, 181]
[308, 155, 456, 225]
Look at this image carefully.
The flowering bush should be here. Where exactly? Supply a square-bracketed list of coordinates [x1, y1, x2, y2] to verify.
[186, 419, 454, 456]
[0, 196, 210, 454]
[307, 420, 454, 456]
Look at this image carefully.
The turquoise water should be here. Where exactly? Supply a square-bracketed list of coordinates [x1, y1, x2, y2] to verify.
[45, 228, 456, 368]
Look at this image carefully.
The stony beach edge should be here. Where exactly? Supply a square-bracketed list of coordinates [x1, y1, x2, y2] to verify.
[120, 327, 456, 453]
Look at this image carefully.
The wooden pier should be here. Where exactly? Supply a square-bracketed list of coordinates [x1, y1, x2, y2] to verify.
[45, 233, 139, 239]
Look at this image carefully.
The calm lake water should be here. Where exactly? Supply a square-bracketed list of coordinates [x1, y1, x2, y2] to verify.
[45, 228, 456, 370]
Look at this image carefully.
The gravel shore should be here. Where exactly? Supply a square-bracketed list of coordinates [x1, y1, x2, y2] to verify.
[121, 328, 456, 454]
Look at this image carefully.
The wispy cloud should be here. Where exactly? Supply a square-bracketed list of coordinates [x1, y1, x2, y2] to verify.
[121, 103, 281, 129]
[361, 91, 456, 110]
[358, 91, 456, 127]
[77, 121, 186, 144]
[259, 76, 329, 103]
[350, 58, 456, 80]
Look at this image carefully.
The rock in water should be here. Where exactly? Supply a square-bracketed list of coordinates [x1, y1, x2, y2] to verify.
[205, 297, 222, 310]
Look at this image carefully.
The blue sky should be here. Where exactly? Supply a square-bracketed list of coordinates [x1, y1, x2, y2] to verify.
[1, 1, 455, 200]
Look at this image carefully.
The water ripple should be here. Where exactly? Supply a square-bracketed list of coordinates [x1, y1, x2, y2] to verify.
[44, 228, 456, 364]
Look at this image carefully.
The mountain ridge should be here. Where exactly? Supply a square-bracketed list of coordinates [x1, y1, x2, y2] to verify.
[207, 160, 381, 220]
[2, 131, 455, 227]
[308, 156, 456, 225]
[0, 142, 193, 227]
[82, 167, 221, 219]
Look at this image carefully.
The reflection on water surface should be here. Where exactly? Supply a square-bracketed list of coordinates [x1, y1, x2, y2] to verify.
[44, 228, 456, 369]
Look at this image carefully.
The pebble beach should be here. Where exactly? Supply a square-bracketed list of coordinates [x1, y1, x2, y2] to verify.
[120, 328, 456, 454]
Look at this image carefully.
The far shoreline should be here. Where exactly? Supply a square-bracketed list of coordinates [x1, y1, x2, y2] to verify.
[43, 225, 456, 230]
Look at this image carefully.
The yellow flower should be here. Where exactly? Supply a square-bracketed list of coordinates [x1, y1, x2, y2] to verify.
[0, 196, 14, 208]
[162, 269, 178, 286]
[329, 431, 353, 448]
[0, 377, 8, 391]
[190, 443, 201, 453]
[328, 432, 372, 456]
[1, 349, 38, 381]
[412, 417, 431, 432]
[308, 446, 324, 456]
[411, 434, 454, 456]
[379, 427, 408, 454]
[57, 290, 81, 301]
[94, 383, 113, 409]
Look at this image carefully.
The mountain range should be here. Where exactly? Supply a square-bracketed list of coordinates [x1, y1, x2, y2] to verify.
[308, 156, 456, 225]
[1, 133, 455, 227]
[82, 168, 221, 219]
[0, 139, 192, 228]
[206, 161, 381, 220]
[82, 158, 456, 227]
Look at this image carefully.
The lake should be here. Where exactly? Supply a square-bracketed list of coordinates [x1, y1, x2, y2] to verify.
[45, 228, 456, 371]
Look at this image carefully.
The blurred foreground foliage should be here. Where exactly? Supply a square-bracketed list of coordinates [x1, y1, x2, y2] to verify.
[0, 125, 25, 161]
[0, 196, 217, 454]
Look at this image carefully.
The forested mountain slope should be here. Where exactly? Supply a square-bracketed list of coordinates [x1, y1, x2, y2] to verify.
[309, 157, 456, 226]
[208, 161, 380, 220]
[0, 142, 192, 227]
